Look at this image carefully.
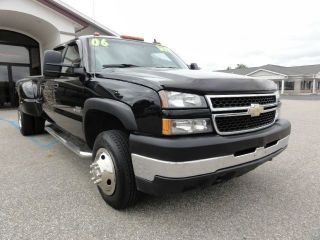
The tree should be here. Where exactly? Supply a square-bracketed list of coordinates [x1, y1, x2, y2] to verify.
[235, 64, 248, 69]
[226, 66, 232, 70]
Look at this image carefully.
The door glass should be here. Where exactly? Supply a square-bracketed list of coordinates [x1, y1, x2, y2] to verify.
[0, 65, 9, 105]
[62, 45, 80, 73]
[0, 44, 30, 64]
[11, 66, 30, 83]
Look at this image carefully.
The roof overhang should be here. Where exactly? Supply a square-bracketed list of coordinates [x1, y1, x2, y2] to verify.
[247, 69, 288, 78]
[35, 0, 119, 36]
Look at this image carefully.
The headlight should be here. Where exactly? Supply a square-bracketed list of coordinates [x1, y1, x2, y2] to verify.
[162, 118, 213, 135]
[159, 91, 207, 108]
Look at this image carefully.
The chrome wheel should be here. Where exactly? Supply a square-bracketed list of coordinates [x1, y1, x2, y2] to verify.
[90, 148, 116, 196]
[18, 111, 22, 129]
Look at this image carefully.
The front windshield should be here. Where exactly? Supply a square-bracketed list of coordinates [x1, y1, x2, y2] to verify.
[88, 37, 188, 72]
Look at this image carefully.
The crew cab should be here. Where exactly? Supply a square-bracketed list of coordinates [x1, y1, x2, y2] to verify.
[16, 35, 291, 209]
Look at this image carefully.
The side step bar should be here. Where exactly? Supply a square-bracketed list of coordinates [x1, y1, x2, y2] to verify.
[45, 125, 92, 158]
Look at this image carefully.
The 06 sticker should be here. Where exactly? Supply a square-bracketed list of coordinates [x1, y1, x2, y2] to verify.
[91, 38, 109, 47]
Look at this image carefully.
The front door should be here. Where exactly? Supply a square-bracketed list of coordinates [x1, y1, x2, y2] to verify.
[43, 43, 85, 140]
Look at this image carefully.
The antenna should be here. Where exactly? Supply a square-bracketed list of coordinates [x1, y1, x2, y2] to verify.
[92, 0, 97, 77]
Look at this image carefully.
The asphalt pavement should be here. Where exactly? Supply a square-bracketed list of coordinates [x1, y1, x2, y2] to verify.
[0, 98, 319, 240]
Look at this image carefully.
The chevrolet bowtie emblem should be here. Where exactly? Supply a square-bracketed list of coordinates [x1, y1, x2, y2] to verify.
[247, 104, 264, 117]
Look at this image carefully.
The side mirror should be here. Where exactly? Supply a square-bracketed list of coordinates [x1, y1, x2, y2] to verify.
[43, 50, 62, 78]
[189, 63, 200, 70]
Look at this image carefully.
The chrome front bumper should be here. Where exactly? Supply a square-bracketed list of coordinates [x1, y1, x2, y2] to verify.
[131, 136, 289, 181]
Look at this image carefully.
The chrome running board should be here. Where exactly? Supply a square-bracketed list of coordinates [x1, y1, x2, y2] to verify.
[45, 125, 92, 158]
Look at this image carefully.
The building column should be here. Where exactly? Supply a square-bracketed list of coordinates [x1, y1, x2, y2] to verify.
[281, 79, 285, 94]
[294, 80, 301, 95]
[312, 78, 316, 94]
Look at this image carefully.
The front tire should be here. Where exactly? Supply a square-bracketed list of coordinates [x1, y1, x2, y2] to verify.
[91, 130, 137, 209]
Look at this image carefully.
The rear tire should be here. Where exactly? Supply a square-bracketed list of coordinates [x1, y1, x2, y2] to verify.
[34, 117, 45, 134]
[91, 130, 138, 209]
[18, 109, 45, 136]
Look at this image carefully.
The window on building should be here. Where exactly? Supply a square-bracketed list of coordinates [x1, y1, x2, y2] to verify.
[318, 81, 320, 90]
[11, 66, 30, 83]
[0, 44, 30, 64]
[284, 81, 294, 90]
[62, 45, 80, 73]
[301, 81, 312, 90]
[301, 80, 312, 90]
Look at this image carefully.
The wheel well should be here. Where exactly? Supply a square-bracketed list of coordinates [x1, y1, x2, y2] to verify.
[84, 110, 126, 148]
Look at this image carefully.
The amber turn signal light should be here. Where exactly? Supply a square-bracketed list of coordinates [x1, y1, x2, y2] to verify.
[162, 119, 172, 135]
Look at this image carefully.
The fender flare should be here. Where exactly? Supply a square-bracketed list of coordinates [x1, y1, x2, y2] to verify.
[17, 79, 43, 117]
[83, 98, 138, 131]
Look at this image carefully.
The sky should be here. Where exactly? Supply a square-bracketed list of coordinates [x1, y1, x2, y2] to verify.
[60, 0, 320, 70]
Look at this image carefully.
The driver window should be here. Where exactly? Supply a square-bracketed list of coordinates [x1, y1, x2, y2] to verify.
[62, 45, 80, 73]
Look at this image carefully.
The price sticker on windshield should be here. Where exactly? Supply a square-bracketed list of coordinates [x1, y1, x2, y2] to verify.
[91, 38, 109, 47]
[156, 45, 170, 52]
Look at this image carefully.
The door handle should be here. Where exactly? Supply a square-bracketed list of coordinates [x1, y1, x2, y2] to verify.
[53, 83, 59, 89]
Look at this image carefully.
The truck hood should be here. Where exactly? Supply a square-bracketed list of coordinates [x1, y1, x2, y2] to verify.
[96, 68, 277, 94]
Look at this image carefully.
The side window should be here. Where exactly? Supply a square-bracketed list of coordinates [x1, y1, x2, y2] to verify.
[62, 45, 80, 73]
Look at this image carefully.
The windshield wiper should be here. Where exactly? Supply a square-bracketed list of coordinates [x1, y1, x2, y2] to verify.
[102, 64, 140, 68]
[154, 66, 178, 69]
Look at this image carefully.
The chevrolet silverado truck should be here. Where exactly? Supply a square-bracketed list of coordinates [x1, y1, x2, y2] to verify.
[16, 35, 291, 209]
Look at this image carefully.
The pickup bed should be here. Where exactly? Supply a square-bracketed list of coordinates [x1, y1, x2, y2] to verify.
[16, 35, 291, 209]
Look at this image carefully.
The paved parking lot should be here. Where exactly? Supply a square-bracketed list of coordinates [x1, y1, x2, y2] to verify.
[0, 97, 320, 240]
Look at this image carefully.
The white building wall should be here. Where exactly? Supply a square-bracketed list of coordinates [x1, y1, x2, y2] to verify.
[0, 0, 84, 51]
[1, 0, 77, 33]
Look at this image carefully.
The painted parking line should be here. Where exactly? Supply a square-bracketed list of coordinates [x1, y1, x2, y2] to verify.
[0, 117, 58, 149]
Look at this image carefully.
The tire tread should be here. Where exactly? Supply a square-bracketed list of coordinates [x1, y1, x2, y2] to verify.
[93, 130, 137, 209]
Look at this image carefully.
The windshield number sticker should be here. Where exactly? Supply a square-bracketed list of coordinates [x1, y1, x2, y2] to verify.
[156, 45, 169, 52]
[91, 38, 109, 47]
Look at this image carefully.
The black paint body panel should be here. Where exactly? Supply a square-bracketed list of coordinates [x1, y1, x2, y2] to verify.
[83, 78, 162, 136]
[16, 78, 43, 117]
[97, 68, 277, 94]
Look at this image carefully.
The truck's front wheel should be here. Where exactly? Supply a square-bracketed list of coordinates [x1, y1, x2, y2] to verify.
[90, 130, 137, 209]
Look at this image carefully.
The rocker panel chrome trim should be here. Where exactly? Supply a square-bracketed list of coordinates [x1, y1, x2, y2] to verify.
[45, 125, 92, 158]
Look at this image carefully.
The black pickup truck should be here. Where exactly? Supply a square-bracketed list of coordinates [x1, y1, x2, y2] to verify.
[16, 35, 291, 209]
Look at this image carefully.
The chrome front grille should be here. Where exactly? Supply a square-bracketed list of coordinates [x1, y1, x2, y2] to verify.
[206, 93, 278, 135]
[210, 95, 276, 109]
